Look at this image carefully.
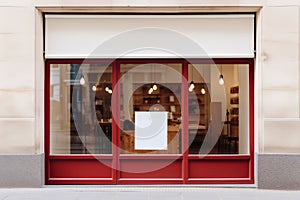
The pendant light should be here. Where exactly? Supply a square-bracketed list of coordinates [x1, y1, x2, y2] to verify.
[219, 64, 224, 85]
[92, 85, 97, 91]
[200, 66, 206, 94]
[152, 64, 158, 91]
[201, 87, 206, 95]
[189, 66, 195, 92]
[105, 85, 111, 93]
[152, 83, 158, 91]
[80, 75, 85, 85]
[148, 87, 154, 94]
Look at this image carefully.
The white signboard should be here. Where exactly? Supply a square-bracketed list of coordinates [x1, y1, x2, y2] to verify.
[135, 111, 168, 150]
[45, 15, 254, 58]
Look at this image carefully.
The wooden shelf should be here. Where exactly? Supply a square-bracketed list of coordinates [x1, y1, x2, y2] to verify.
[228, 86, 239, 153]
[230, 86, 239, 94]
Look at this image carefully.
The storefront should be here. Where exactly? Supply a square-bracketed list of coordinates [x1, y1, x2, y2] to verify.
[2, 1, 300, 189]
[45, 15, 254, 184]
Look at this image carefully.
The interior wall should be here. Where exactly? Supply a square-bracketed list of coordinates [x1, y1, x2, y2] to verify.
[210, 65, 226, 121]
[239, 64, 249, 154]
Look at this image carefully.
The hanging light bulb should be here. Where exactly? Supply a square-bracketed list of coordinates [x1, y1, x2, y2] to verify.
[190, 81, 195, 89]
[152, 83, 158, 91]
[108, 89, 113, 94]
[201, 87, 206, 94]
[105, 86, 109, 92]
[189, 67, 195, 92]
[218, 64, 224, 85]
[219, 74, 224, 85]
[80, 76, 85, 85]
[92, 85, 97, 91]
[200, 67, 206, 94]
[151, 64, 160, 92]
[189, 81, 195, 92]
[148, 87, 154, 94]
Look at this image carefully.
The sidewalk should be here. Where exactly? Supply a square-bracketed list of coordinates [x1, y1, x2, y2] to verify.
[0, 187, 299, 200]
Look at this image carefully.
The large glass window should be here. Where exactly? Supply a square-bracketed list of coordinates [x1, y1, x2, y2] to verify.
[49, 61, 250, 155]
[188, 63, 249, 154]
[50, 63, 112, 154]
[47, 59, 253, 185]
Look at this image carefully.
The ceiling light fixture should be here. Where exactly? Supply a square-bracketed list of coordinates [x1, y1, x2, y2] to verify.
[189, 66, 195, 92]
[152, 64, 158, 91]
[219, 64, 224, 85]
[80, 75, 85, 85]
[92, 85, 97, 91]
[152, 83, 158, 91]
[200, 66, 206, 95]
[201, 87, 206, 94]
[148, 87, 154, 94]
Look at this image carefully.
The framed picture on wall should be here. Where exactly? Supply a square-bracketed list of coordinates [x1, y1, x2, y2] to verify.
[169, 95, 175, 102]
[170, 105, 176, 112]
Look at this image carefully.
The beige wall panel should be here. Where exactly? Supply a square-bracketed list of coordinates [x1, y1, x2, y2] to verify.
[263, 90, 299, 118]
[266, 0, 300, 6]
[261, 6, 299, 88]
[0, 6, 34, 33]
[262, 60, 299, 89]
[264, 120, 300, 153]
[0, 119, 35, 154]
[0, 34, 34, 63]
[0, 61, 35, 89]
[0, 90, 35, 118]
[0, 5, 35, 89]
[0, 0, 32, 7]
[262, 33, 299, 62]
[0, 1, 36, 153]
[0, 6, 34, 62]
[261, 6, 300, 120]
[261, 6, 299, 34]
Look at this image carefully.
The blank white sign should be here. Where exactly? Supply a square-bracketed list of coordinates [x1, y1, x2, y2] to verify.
[45, 14, 254, 58]
[135, 111, 168, 150]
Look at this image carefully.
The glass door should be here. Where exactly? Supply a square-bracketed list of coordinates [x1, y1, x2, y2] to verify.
[117, 60, 184, 184]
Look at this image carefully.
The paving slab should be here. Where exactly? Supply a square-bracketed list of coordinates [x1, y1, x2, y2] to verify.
[0, 187, 299, 200]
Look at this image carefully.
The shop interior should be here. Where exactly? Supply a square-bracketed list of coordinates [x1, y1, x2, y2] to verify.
[49, 62, 249, 155]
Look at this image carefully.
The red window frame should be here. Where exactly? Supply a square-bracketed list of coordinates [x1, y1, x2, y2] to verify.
[45, 58, 254, 185]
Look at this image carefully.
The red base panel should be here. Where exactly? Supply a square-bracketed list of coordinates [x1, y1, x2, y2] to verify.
[119, 159, 182, 179]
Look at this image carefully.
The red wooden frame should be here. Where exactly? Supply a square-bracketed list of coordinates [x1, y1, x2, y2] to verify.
[45, 58, 254, 185]
[182, 60, 189, 183]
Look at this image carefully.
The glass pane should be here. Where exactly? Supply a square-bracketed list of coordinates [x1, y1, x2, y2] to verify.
[120, 63, 182, 154]
[188, 64, 249, 155]
[50, 63, 112, 154]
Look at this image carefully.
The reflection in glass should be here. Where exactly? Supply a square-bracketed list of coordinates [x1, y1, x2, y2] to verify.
[50, 63, 112, 154]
